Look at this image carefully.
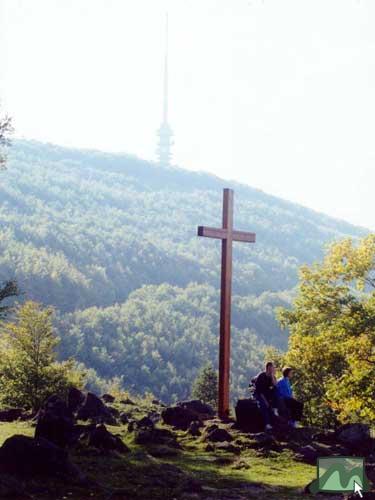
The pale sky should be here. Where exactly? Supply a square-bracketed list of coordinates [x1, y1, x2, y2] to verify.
[1, 0, 374, 230]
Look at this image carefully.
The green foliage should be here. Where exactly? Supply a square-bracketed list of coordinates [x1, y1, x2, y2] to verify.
[0, 280, 19, 320]
[278, 235, 375, 426]
[0, 140, 368, 403]
[0, 301, 84, 410]
[191, 363, 218, 408]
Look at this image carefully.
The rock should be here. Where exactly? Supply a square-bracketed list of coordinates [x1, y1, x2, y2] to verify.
[127, 421, 136, 433]
[77, 392, 116, 425]
[35, 395, 74, 448]
[148, 411, 161, 424]
[0, 409, 24, 422]
[214, 441, 241, 454]
[205, 444, 214, 452]
[101, 394, 115, 404]
[177, 400, 215, 417]
[119, 412, 129, 424]
[162, 405, 201, 430]
[88, 424, 129, 453]
[152, 399, 161, 405]
[336, 423, 372, 452]
[107, 406, 120, 418]
[0, 474, 28, 497]
[232, 460, 250, 470]
[296, 444, 320, 465]
[204, 427, 233, 443]
[0, 435, 82, 478]
[188, 421, 202, 437]
[120, 398, 135, 405]
[147, 445, 180, 458]
[135, 427, 180, 448]
[246, 432, 277, 450]
[235, 399, 264, 433]
[138, 416, 154, 429]
[182, 477, 203, 493]
[67, 387, 85, 413]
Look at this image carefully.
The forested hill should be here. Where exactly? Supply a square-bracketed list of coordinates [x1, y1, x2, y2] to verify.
[0, 140, 368, 402]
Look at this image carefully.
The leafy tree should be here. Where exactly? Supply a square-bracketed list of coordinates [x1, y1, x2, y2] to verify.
[0, 301, 83, 410]
[0, 280, 19, 320]
[278, 235, 375, 427]
[191, 362, 218, 409]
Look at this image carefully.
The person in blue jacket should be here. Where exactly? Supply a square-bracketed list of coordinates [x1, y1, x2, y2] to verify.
[277, 367, 303, 427]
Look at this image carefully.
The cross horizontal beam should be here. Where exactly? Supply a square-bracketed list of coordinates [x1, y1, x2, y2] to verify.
[197, 226, 256, 243]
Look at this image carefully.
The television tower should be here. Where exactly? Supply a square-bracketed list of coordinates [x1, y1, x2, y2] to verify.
[157, 14, 173, 166]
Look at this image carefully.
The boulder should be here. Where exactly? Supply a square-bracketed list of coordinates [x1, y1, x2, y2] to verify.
[162, 405, 200, 430]
[235, 399, 264, 433]
[101, 394, 115, 404]
[120, 398, 135, 406]
[214, 441, 241, 454]
[188, 420, 202, 437]
[0, 435, 81, 478]
[35, 395, 74, 448]
[204, 427, 233, 443]
[88, 424, 129, 453]
[135, 427, 180, 448]
[119, 412, 129, 424]
[336, 423, 371, 450]
[67, 387, 85, 413]
[177, 400, 215, 417]
[137, 416, 154, 429]
[77, 392, 116, 425]
[0, 409, 24, 423]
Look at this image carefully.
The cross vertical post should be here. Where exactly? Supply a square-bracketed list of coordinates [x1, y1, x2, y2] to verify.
[219, 188, 233, 418]
[197, 188, 256, 419]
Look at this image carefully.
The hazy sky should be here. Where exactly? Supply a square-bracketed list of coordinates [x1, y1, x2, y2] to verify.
[1, 0, 374, 230]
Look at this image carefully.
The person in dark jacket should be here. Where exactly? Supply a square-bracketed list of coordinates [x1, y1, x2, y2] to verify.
[254, 361, 279, 431]
[277, 366, 304, 427]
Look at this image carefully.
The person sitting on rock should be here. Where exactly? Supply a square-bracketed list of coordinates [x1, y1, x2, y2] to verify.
[254, 361, 279, 432]
[277, 366, 304, 427]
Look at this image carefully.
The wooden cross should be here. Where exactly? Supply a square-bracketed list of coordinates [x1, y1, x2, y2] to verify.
[198, 188, 256, 419]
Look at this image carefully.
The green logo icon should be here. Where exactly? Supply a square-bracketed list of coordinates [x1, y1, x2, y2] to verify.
[309, 457, 370, 496]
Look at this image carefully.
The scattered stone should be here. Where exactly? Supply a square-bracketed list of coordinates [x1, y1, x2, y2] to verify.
[336, 423, 372, 454]
[205, 444, 214, 452]
[204, 427, 233, 443]
[296, 444, 320, 465]
[177, 400, 215, 417]
[135, 427, 180, 448]
[148, 411, 161, 424]
[0, 409, 24, 422]
[188, 421, 202, 437]
[119, 412, 129, 424]
[182, 477, 203, 493]
[107, 406, 120, 418]
[0, 435, 82, 479]
[77, 392, 116, 425]
[245, 432, 277, 450]
[88, 424, 129, 453]
[101, 394, 115, 404]
[162, 405, 201, 430]
[137, 416, 154, 429]
[235, 398, 264, 433]
[120, 398, 135, 406]
[35, 395, 74, 448]
[67, 387, 85, 413]
[232, 459, 250, 470]
[214, 442, 241, 454]
[147, 445, 180, 458]
[127, 421, 136, 433]
[0, 473, 28, 497]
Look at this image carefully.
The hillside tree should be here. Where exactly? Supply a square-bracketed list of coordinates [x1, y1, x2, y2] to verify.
[278, 235, 375, 427]
[0, 301, 83, 410]
[191, 363, 218, 409]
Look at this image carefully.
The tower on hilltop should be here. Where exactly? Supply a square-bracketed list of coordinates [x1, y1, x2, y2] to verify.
[156, 14, 173, 166]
